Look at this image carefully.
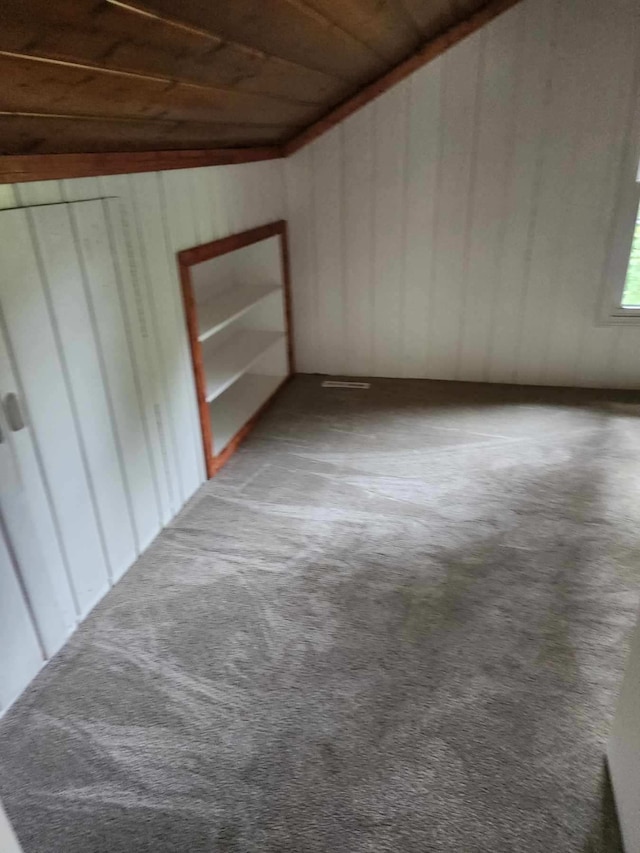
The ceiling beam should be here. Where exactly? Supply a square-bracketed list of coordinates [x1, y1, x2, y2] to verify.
[0, 146, 283, 184]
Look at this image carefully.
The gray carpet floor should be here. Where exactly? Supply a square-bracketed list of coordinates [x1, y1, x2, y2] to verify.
[1, 375, 640, 853]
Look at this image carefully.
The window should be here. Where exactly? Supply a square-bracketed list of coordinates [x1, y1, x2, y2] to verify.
[601, 127, 640, 324]
[621, 204, 640, 308]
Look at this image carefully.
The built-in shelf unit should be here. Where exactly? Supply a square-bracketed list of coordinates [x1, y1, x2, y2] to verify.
[179, 221, 293, 477]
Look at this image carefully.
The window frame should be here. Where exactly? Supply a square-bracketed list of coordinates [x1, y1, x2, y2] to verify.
[599, 102, 640, 325]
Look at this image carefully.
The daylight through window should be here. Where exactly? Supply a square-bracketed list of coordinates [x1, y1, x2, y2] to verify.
[621, 202, 640, 307]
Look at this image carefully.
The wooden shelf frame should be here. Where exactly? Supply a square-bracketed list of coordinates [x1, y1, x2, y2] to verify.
[178, 219, 294, 478]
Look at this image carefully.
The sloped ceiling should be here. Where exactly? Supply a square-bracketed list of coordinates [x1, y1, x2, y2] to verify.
[0, 0, 507, 155]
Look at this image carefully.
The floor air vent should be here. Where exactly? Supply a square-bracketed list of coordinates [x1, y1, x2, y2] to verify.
[321, 380, 371, 389]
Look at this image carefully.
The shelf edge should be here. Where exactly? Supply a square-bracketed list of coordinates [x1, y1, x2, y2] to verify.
[204, 332, 286, 404]
[197, 284, 281, 344]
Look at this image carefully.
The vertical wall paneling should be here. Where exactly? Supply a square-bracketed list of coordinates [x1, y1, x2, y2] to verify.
[485, 0, 558, 384]
[0, 325, 73, 656]
[72, 199, 159, 559]
[313, 128, 345, 375]
[428, 32, 483, 380]
[0, 208, 110, 615]
[457, 8, 522, 381]
[127, 172, 185, 513]
[342, 108, 376, 376]
[206, 167, 233, 240]
[29, 203, 136, 581]
[60, 177, 102, 202]
[190, 168, 216, 246]
[372, 85, 409, 377]
[573, 8, 640, 388]
[97, 174, 171, 528]
[0, 519, 43, 713]
[284, 146, 320, 372]
[402, 57, 444, 378]
[0, 186, 17, 209]
[159, 169, 207, 492]
[13, 181, 60, 207]
[0, 306, 76, 634]
[515, 0, 589, 385]
[285, 0, 640, 388]
[544, 0, 636, 386]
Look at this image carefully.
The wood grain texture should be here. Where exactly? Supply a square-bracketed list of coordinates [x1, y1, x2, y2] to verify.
[178, 221, 287, 267]
[284, 0, 524, 154]
[0, 0, 349, 104]
[0, 113, 288, 158]
[0, 53, 317, 127]
[179, 260, 215, 479]
[0, 0, 524, 157]
[298, 0, 422, 64]
[0, 146, 282, 184]
[399, 0, 459, 33]
[279, 221, 296, 374]
[134, 0, 384, 80]
[179, 220, 294, 477]
[285, 0, 640, 389]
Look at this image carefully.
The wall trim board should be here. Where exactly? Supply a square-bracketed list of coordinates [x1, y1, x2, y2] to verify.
[283, 0, 524, 155]
[177, 220, 287, 267]
[0, 147, 283, 185]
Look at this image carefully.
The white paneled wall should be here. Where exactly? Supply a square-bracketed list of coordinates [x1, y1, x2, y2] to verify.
[285, 0, 640, 388]
[0, 160, 285, 712]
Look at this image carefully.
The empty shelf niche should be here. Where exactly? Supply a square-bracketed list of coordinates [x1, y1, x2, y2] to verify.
[191, 236, 283, 343]
[209, 340, 288, 455]
[200, 289, 286, 403]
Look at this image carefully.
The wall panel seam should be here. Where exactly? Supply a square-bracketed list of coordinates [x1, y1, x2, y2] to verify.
[25, 207, 114, 589]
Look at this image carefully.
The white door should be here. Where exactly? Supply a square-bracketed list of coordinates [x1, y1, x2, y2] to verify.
[0, 405, 43, 712]
[0, 199, 166, 708]
[0, 310, 76, 659]
[0, 799, 23, 853]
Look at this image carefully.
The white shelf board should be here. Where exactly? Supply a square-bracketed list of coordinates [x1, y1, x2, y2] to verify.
[209, 371, 286, 455]
[197, 284, 281, 342]
[202, 329, 286, 403]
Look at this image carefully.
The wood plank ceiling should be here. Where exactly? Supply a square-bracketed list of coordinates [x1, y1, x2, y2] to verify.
[0, 0, 499, 155]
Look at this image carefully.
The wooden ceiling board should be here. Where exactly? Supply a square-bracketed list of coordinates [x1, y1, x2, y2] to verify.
[0, 53, 318, 126]
[0, 0, 350, 104]
[298, 0, 422, 64]
[0, 147, 281, 183]
[397, 0, 459, 34]
[0, 114, 289, 155]
[0, 0, 524, 163]
[133, 0, 386, 79]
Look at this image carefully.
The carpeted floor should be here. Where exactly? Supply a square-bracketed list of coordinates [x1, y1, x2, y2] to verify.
[1, 376, 640, 853]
